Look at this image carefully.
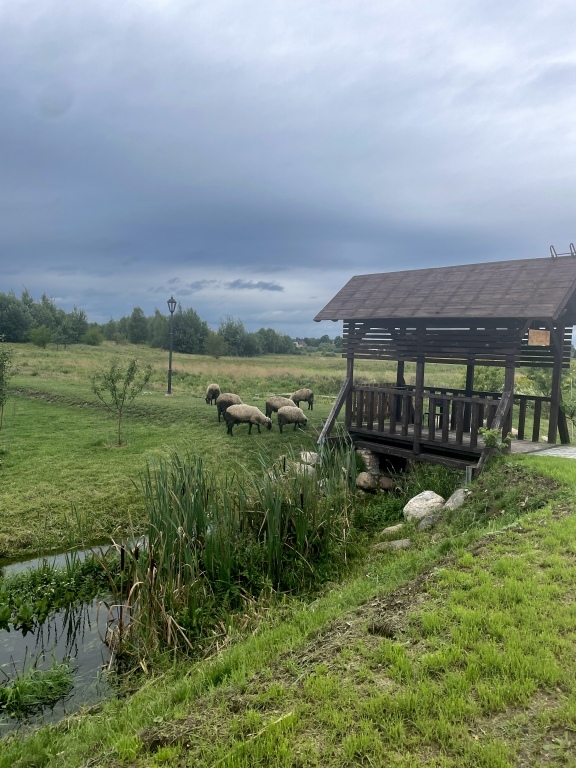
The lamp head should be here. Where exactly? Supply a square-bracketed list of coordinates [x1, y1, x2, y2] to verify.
[167, 296, 177, 314]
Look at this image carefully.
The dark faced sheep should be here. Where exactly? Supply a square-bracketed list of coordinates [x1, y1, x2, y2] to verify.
[291, 388, 314, 410]
[265, 395, 296, 419]
[216, 392, 242, 422]
[205, 383, 221, 405]
[224, 405, 272, 435]
[277, 405, 308, 433]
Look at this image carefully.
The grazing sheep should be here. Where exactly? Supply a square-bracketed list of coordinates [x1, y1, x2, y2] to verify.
[277, 405, 308, 433]
[224, 405, 272, 435]
[265, 395, 296, 419]
[216, 392, 242, 422]
[205, 383, 221, 405]
[291, 388, 314, 410]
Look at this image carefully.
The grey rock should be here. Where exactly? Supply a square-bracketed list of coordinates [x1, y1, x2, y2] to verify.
[378, 475, 396, 491]
[356, 471, 379, 491]
[403, 490, 445, 522]
[380, 523, 405, 536]
[356, 448, 380, 474]
[443, 488, 471, 512]
[374, 538, 412, 551]
[417, 514, 442, 531]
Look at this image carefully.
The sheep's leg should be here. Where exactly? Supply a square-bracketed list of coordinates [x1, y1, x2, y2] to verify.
[294, 422, 297, 431]
[248, 423, 253, 435]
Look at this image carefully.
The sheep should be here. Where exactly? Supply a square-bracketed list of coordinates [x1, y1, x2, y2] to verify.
[277, 405, 308, 433]
[216, 392, 242, 422]
[291, 388, 314, 410]
[265, 395, 296, 419]
[205, 383, 221, 405]
[224, 404, 272, 435]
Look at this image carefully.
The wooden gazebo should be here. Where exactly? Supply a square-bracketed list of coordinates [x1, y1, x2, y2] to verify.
[315, 256, 576, 472]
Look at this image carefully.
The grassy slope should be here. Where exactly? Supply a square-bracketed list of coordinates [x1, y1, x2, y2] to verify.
[2, 455, 576, 767]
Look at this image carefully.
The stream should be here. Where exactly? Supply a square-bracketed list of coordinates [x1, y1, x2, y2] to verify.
[0, 548, 115, 737]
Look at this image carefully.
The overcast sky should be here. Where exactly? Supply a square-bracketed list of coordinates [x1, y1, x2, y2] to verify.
[1, 1, 576, 338]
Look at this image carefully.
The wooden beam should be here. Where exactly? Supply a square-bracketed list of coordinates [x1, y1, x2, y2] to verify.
[475, 389, 513, 476]
[412, 358, 425, 455]
[317, 375, 352, 445]
[548, 325, 564, 444]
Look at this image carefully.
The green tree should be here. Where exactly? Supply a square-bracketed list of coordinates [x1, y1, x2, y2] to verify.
[0, 292, 32, 342]
[205, 331, 229, 359]
[173, 306, 209, 354]
[127, 307, 149, 345]
[29, 325, 52, 348]
[149, 309, 169, 349]
[81, 328, 104, 346]
[91, 359, 152, 445]
[0, 337, 16, 430]
[65, 306, 89, 344]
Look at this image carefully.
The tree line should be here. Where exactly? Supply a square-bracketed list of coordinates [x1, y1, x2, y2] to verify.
[0, 290, 338, 357]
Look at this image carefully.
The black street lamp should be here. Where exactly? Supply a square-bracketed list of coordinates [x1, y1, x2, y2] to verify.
[166, 296, 177, 396]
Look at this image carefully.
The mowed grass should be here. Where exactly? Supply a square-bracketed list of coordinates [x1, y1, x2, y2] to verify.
[3, 343, 384, 559]
[1, 454, 575, 766]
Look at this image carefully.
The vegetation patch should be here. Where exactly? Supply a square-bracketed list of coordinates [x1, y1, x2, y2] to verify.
[0, 661, 74, 720]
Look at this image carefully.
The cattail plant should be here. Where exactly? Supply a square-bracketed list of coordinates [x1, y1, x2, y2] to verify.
[113, 441, 358, 658]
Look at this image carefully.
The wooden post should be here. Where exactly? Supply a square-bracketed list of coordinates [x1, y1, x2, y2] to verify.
[502, 359, 515, 451]
[548, 325, 564, 444]
[413, 358, 425, 456]
[463, 362, 475, 432]
[343, 354, 355, 431]
[395, 360, 405, 420]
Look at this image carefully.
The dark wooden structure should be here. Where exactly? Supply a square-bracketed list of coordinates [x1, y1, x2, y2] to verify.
[314, 256, 576, 472]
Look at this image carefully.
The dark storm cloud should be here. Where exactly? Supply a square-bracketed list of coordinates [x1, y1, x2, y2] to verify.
[1, 1, 576, 336]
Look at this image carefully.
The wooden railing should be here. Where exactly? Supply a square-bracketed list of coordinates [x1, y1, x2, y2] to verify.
[346, 385, 504, 453]
[350, 384, 555, 442]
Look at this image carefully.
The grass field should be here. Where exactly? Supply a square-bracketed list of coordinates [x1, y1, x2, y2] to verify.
[0, 343, 363, 559]
[2, 342, 576, 765]
[1, 454, 574, 766]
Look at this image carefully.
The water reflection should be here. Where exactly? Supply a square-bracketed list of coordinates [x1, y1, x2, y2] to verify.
[0, 596, 113, 736]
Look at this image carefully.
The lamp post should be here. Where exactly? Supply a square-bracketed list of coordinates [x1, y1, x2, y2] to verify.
[166, 296, 177, 396]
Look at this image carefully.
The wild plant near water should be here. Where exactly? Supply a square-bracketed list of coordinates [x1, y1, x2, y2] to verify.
[115, 443, 358, 656]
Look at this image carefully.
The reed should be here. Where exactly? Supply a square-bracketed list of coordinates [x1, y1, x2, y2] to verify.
[114, 442, 358, 657]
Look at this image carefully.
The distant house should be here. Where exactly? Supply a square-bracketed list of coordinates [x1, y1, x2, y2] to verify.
[294, 339, 307, 348]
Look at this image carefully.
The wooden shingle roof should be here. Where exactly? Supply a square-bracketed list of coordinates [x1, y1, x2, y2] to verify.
[314, 257, 576, 323]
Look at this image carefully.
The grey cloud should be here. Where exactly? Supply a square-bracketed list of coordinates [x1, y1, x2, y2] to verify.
[225, 280, 283, 292]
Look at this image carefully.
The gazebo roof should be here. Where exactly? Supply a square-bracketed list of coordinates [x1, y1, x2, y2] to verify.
[314, 256, 576, 323]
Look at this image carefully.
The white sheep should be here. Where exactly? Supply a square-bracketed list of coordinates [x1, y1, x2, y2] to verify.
[291, 388, 314, 411]
[216, 392, 242, 422]
[224, 405, 272, 435]
[205, 383, 221, 405]
[277, 405, 308, 433]
[265, 395, 296, 419]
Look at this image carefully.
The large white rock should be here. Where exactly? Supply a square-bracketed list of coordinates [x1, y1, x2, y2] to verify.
[300, 451, 319, 466]
[403, 490, 445, 522]
[443, 488, 471, 512]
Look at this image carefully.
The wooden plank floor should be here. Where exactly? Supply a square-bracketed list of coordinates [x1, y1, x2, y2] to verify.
[348, 425, 553, 455]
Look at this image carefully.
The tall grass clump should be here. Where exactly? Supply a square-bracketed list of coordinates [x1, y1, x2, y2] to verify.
[114, 443, 358, 657]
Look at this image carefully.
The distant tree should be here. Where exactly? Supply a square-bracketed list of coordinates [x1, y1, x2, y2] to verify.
[65, 306, 89, 344]
[462, 366, 505, 393]
[101, 318, 117, 341]
[0, 336, 16, 431]
[29, 325, 52, 348]
[127, 307, 149, 345]
[173, 306, 209, 354]
[0, 292, 32, 342]
[91, 358, 152, 446]
[205, 331, 229, 359]
[149, 309, 169, 349]
[81, 328, 104, 346]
